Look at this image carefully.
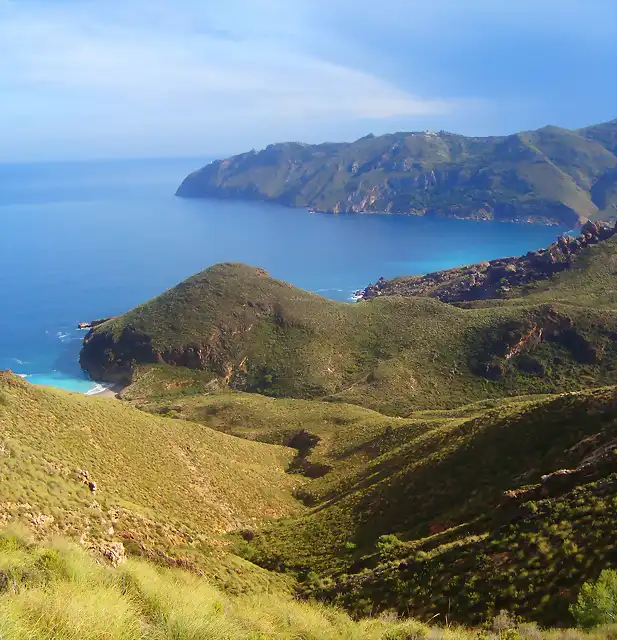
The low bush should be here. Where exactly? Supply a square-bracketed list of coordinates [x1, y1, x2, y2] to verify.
[571, 570, 617, 628]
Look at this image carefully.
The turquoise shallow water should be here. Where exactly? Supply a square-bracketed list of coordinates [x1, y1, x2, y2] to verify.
[20, 372, 105, 393]
[0, 157, 567, 393]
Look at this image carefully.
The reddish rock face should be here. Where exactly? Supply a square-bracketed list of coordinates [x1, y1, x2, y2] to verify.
[469, 304, 614, 380]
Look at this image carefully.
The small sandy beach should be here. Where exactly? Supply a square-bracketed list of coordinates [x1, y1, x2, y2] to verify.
[86, 383, 126, 398]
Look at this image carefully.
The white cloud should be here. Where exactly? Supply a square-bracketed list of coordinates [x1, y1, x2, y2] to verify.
[1, 0, 612, 159]
[0, 0, 471, 159]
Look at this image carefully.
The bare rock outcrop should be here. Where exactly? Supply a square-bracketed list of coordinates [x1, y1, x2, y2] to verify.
[75, 469, 97, 493]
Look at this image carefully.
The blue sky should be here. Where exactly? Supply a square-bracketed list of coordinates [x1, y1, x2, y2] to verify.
[0, 0, 616, 161]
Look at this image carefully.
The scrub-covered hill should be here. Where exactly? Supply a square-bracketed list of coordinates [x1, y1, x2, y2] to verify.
[235, 387, 617, 626]
[111, 368, 617, 627]
[81, 227, 617, 415]
[176, 119, 617, 225]
[0, 371, 299, 575]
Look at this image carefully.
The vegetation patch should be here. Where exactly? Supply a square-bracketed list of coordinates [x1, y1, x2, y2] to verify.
[81, 238, 617, 415]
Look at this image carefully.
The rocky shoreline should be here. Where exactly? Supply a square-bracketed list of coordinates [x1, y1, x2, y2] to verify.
[355, 220, 617, 304]
[77, 318, 113, 330]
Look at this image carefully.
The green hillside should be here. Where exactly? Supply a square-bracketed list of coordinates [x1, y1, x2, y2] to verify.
[236, 387, 617, 625]
[110, 367, 617, 626]
[2, 371, 617, 631]
[0, 371, 300, 576]
[176, 119, 617, 225]
[2, 529, 611, 639]
[579, 119, 617, 155]
[82, 231, 617, 415]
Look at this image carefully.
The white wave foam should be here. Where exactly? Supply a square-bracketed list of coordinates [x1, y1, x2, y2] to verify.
[85, 383, 111, 396]
[349, 287, 364, 300]
[17, 373, 31, 379]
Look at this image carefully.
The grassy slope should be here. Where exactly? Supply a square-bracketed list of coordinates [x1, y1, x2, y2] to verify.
[122, 373, 462, 502]
[8, 530, 616, 639]
[590, 168, 617, 218]
[176, 120, 617, 225]
[579, 118, 617, 155]
[120, 371, 544, 506]
[242, 387, 617, 626]
[0, 531, 459, 640]
[82, 238, 617, 416]
[506, 234, 617, 307]
[7, 360, 617, 630]
[0, 371, 300, 571]
[116, 370, 617, 626]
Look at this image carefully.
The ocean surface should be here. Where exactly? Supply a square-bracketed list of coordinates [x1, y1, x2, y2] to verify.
[0, 157, 567, 393]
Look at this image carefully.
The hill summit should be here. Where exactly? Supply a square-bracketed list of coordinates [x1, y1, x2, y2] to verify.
[81, 224, 617, 416]
[176, 119, 617, 226]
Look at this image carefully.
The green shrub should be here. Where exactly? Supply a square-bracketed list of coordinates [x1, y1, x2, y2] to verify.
[571, 570, 617, 628]
[376, 535, 405, 561]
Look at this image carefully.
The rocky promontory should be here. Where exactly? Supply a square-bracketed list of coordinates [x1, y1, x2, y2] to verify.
[176, 119, 617, 225]
[357, 221, 617, 304]
[77, 318, 113, 330]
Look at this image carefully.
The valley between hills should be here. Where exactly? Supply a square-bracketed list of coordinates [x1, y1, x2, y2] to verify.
[2, 218, 617, 637]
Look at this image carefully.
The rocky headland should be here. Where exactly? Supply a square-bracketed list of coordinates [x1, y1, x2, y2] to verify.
[357, 220, 617, 303]
[176, 119, 617, 225]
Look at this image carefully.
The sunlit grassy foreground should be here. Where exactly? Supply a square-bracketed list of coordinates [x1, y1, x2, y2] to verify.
[0, 531, 435, 640]
[0, 531, 614, 640]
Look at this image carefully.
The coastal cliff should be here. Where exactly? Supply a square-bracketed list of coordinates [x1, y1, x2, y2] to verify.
[177, 119, 617, 225]
[358, 220, 617, 303]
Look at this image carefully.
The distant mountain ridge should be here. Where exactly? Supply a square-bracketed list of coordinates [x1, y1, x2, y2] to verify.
[177, 119, 617, 226]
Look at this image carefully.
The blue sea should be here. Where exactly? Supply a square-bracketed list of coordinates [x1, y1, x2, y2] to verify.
[0, 157, 566, 393]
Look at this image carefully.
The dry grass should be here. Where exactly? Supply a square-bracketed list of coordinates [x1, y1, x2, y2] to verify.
[0, 531, 613, 639]
[0, 372, 300, 567]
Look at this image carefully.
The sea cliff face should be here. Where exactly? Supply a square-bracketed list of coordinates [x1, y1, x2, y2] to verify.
[176, 120, 617, 226]
[79, 324, 158, 384]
